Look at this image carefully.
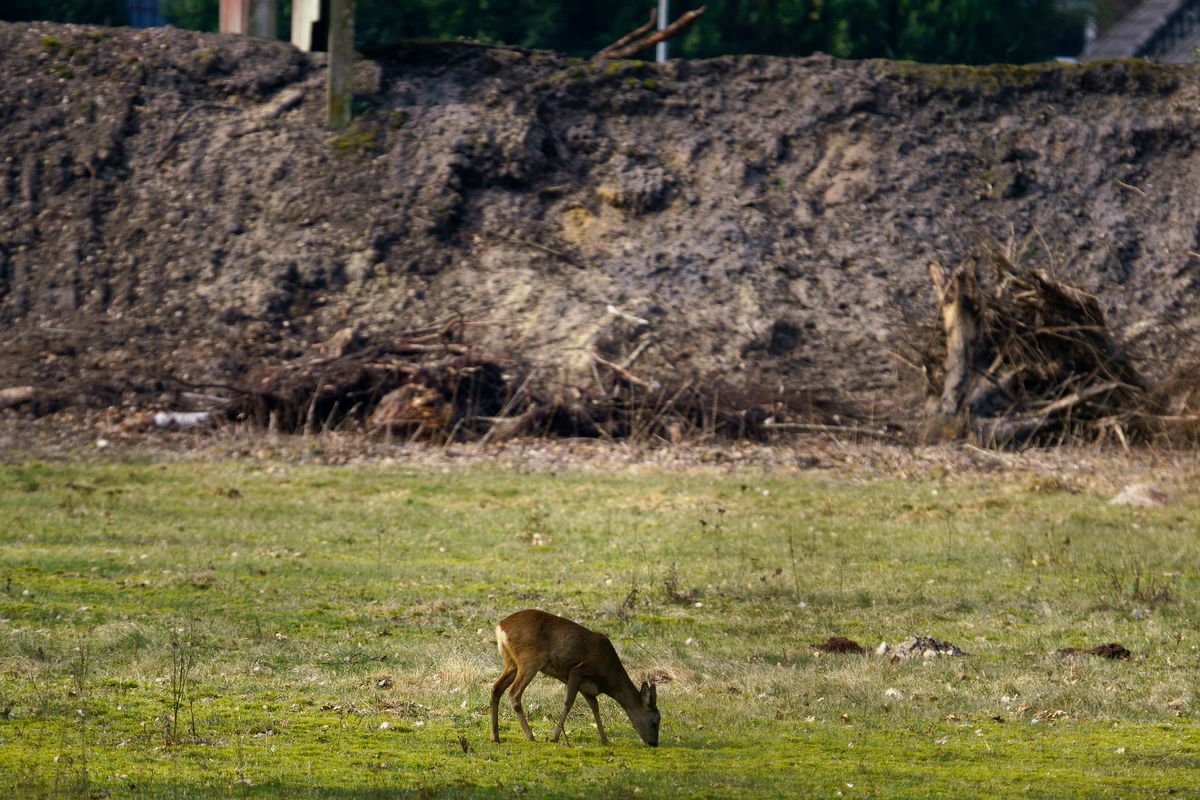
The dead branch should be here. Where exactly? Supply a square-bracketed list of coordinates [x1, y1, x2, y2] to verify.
[761, 422, 901, 441]
[594, 6, 707, 61]
[595, 8, 657, 59]
[594, 353, 658, 391]
[154, 103, 238, 167]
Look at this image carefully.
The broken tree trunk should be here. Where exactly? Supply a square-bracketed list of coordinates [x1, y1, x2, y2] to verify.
[923, 237, 1149, 447]
[928, 258, 980, 421]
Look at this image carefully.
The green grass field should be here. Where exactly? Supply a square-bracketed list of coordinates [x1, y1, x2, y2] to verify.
[1, 451, 1198, 798]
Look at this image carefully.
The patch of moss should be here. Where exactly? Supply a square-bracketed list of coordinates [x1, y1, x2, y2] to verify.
[331, 121, 381, 157]
[192, 49, 220, 70]
[40, 34, 59, 50]
[605, 59, 646, 78]
[889, 60, 1055, 94]
[1123, 57, 1178, 92]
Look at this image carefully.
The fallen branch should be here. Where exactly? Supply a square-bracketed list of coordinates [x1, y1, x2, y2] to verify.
[1116, 180, 1146, 197]
[486, 234, 577, 266]
[595, 8, 657, 59]
[761, 422, 901, 441]
[594, 354, 658, 390]
[154, 103, 238, 167]
[594, 6, 707, 61]
[1031, 381, 1124, 417]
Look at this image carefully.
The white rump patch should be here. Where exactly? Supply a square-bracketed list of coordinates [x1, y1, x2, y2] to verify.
[495, 625, 508, 658]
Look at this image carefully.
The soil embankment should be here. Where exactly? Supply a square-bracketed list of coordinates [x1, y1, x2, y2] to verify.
[3, 21, 1199, 438]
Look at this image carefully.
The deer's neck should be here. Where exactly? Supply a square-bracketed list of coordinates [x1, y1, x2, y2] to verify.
[606, 669, 641, 711]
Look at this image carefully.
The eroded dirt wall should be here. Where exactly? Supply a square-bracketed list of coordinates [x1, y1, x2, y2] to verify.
[2, 21, 1199, 430]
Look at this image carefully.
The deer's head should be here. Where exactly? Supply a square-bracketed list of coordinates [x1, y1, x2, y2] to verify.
[628, 681, 660, 746]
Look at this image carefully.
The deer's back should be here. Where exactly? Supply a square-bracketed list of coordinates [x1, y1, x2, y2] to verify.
[499, 609, 620, 676]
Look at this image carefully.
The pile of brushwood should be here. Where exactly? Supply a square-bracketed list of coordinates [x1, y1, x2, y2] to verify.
[920, 236, 1200, 447]
[232, 318, 843, 443]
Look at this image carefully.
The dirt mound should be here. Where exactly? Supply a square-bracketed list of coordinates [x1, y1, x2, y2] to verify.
[1056, 643, 1132, 659]
[812, 636, 865, 654]
[4, 21, 1200, 439]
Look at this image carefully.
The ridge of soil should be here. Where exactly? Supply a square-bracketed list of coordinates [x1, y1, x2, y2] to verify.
[3, 21, 1200, 438]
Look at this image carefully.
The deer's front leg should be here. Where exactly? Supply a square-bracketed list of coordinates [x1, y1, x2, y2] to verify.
[584, 693, 608, 745]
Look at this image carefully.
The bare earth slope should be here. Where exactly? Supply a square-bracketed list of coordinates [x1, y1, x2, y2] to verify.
[3, 21, 1200, 433]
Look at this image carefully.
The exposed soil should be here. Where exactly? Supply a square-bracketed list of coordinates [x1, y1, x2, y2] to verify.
[1057, 643, 1133, 659]
[4, 21, 1200, 439]
[812, 636, 865, 654]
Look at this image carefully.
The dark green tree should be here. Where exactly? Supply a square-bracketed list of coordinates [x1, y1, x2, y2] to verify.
[164, 0, 218, 32]
[0, 0, 127, 24]
[4, 0, 1089, 64]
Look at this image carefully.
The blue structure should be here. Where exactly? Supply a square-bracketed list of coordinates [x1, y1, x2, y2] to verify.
[126, 0, 165, 28]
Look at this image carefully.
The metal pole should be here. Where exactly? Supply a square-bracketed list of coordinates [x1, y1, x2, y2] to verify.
[656, 0, 668, 62]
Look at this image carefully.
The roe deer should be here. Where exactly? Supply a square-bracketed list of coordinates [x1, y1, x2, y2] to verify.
[490, 609, 659, 746]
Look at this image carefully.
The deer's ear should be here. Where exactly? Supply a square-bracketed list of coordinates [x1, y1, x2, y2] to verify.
[649, 683, 657, 706]
[640, 681, 651, 705]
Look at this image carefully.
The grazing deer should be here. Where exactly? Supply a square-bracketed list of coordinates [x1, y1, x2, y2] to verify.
[490, 609, 660, 746]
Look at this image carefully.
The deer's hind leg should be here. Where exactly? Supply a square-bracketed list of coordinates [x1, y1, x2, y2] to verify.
[508, 663, 541, 741]
[490, 662, 517, 743]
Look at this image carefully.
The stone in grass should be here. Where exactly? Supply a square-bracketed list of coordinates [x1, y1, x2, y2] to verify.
[1109, 483, 1168, 507]
[812, 636, 865, 654]
[876, 636, 968, 660]
[1056, 643, 1132, 660]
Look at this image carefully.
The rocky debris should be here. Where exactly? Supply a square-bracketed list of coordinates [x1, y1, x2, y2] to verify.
[0, 387, 34, 409]
[812, 636, 866, 654]
[322, 325, 368, 359]
[876, 636, 967, 660]
[1056, 643, 1132, 660]
[1110, 483, 1169, 507]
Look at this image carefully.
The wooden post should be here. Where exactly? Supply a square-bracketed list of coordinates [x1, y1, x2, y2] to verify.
[220, 0, 275, 37]
[327, 0, 355, 130]
[246, 0, 277, 38]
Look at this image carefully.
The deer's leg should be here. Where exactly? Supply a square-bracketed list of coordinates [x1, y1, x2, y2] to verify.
[490, 666, 517, 743]
[508, 667, 539, 741]
[550, 673, 582, 743]
[583, 692, 608, 745]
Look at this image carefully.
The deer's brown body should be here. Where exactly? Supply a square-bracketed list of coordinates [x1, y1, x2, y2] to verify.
[490, 609, 659, 746]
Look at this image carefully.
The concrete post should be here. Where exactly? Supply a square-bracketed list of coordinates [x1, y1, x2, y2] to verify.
[219, 0, 246, 34]
[327, 0, 356, 130]
[291, 0, 322, 51]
